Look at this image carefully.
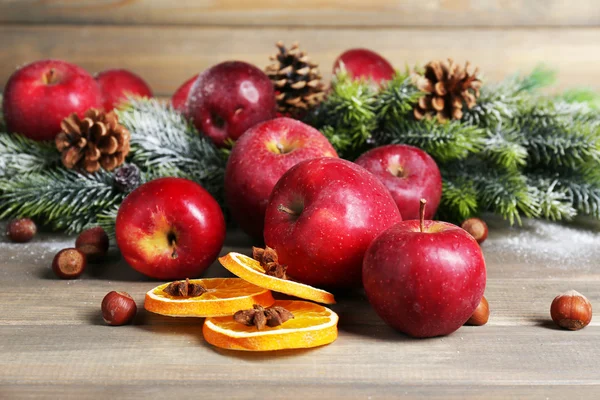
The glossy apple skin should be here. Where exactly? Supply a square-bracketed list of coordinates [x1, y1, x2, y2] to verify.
[115, 177, 226, 280]
[2, 59, 102, 141]
[96, 69, 153, 111]
[225, 118, 338, 239]
[363, 220, 486, 338]
[171, 74, 198, 114]
[187, 61, 277, 147]
[264, 158, 402, 288]
[333, 49, 395, 83]
[355, 144, 442, 220]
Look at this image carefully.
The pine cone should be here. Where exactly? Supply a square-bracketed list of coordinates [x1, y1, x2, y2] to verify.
[413, 59, 481, 122]
[56, 109, 131, 173]
[265, 41, 327, 117]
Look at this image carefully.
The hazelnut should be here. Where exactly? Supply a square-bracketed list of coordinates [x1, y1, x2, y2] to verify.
[76, 227, 109, 260]
[52, 248, 87, 279]
[550, 290, 592, 331]
[6, 218, 37, 243]
[101, 291, 137, 326]
[465, 296, 489, 326]
[461, 217, 488, 244]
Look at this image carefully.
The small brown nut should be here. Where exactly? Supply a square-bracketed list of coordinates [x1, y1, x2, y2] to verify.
[461, 217, 488, 244]
[52, 248, 87, 279]
[465, 296, 489, 326]
[6, 218, 37, 243]
[550, 290, 592, 331]
[101, 291, 137, 326]
[76, 227, 109, 260]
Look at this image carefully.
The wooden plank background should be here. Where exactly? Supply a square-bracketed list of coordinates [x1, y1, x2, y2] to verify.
[1, 0, 600, 96]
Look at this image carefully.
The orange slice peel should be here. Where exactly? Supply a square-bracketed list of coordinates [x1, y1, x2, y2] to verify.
[203, 300, 338, 351]
[144, 277, 275, 317]
[218, 252, 336, 304]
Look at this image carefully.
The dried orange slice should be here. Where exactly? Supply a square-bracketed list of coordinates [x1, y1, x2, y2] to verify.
[219, 252, 335, 304]
[144, 278, 275, 317]
[203, 300, 338, 351]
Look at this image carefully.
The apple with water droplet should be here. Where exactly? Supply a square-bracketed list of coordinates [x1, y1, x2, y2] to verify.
[263, 157, 402, 288]
[187, 61, 277, 147]
[355, 144, 442, 220]
[363, 200, 486, 338]
[2, 59, 102, 141]
[95, 68, 153, 111]
[333, 49, 395, 83]
[115, 177, 226, 279]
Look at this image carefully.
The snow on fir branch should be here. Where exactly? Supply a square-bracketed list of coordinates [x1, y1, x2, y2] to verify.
[0, 98, 226, 233]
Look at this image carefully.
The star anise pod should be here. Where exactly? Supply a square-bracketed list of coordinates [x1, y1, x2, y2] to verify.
[163, 278, 207, 297]
[233, 304, 294, 330]
[252, 246, 288, 279]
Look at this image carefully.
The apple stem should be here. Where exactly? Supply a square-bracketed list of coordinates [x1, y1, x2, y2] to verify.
[420, 199, 427, 233]
[277, 204, 297, 216]
[171, 249, 178, 259]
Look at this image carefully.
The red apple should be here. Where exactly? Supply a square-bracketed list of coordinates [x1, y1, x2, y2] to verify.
[115, 177, 225, 280]
[363, 200, 486, 338]
[333, 49, 395, 83]
[96, 68, 153, 111]
[2, 59, 102, 141]
[187, 61, 277, 147]
[171, 74, 198, 114]
[355, 144, 442, 220]
[225, 117, 338, 240]
[264, 157, 402, 288]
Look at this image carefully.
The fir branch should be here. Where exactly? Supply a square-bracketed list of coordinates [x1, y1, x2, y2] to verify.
[442, 159, 539, 225]
[553, 169, 600, 218]
[376, 72, 422, 130]
[461, 84, 517, 130]
[511, 65, 556, 93]
[482, 127, 528, 170]
[437, 177, 479, 222]
[0, 132, 60, 178]
[374, 119, 485, 163]
[558, 88, 600, 109]
[116, 97, 226, 198]
[312, 71, 378, 158]
[527, 175, 577, 221]
[0, 168, 124, 233]
[517, 102, 600, 169]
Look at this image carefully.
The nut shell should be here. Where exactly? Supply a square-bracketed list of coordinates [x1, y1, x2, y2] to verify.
[461, 218, 488, 244]
[6, 218, 37, 243]
[101, 291, 137, 326]
[465, 296, 489, 326]
[76, 227, 109, 260]
[52, 248, 87, 279]
[550, 290, 592, 331]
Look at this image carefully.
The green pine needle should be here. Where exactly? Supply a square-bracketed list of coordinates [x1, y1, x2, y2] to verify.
[482, 127, 528, 170]
[0, 168, 124, 233]
[438, 177, 479, 222]
[374, 119, 485, 163]
[376, 72, 423, 130]
[0, 132, 60, 178]
[311, 70, 378, 158]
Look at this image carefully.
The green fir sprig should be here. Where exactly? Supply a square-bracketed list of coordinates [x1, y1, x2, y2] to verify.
[0, 98, 226, 233]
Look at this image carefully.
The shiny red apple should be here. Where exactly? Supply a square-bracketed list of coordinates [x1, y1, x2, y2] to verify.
[355, 144, 442, 220]
[2, 59, 102, 141]
[187, 61, 277, 147]
[333, 49, 395, 83]
[363, 200, 486, 338]
[115, 177, 225, 280]
[225, 117, 338, 240]
[171, 74, 198, 114]
[96, 68, 153, 111]
[264, 157, 402, 288]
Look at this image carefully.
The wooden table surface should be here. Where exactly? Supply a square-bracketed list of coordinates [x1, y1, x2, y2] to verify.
[1, 217, 599, 399]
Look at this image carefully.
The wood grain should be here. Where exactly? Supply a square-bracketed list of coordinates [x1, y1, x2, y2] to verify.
[2, 24, 600, 96]
[1, 217, 600, 398]
[1, 0, 600, 27]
